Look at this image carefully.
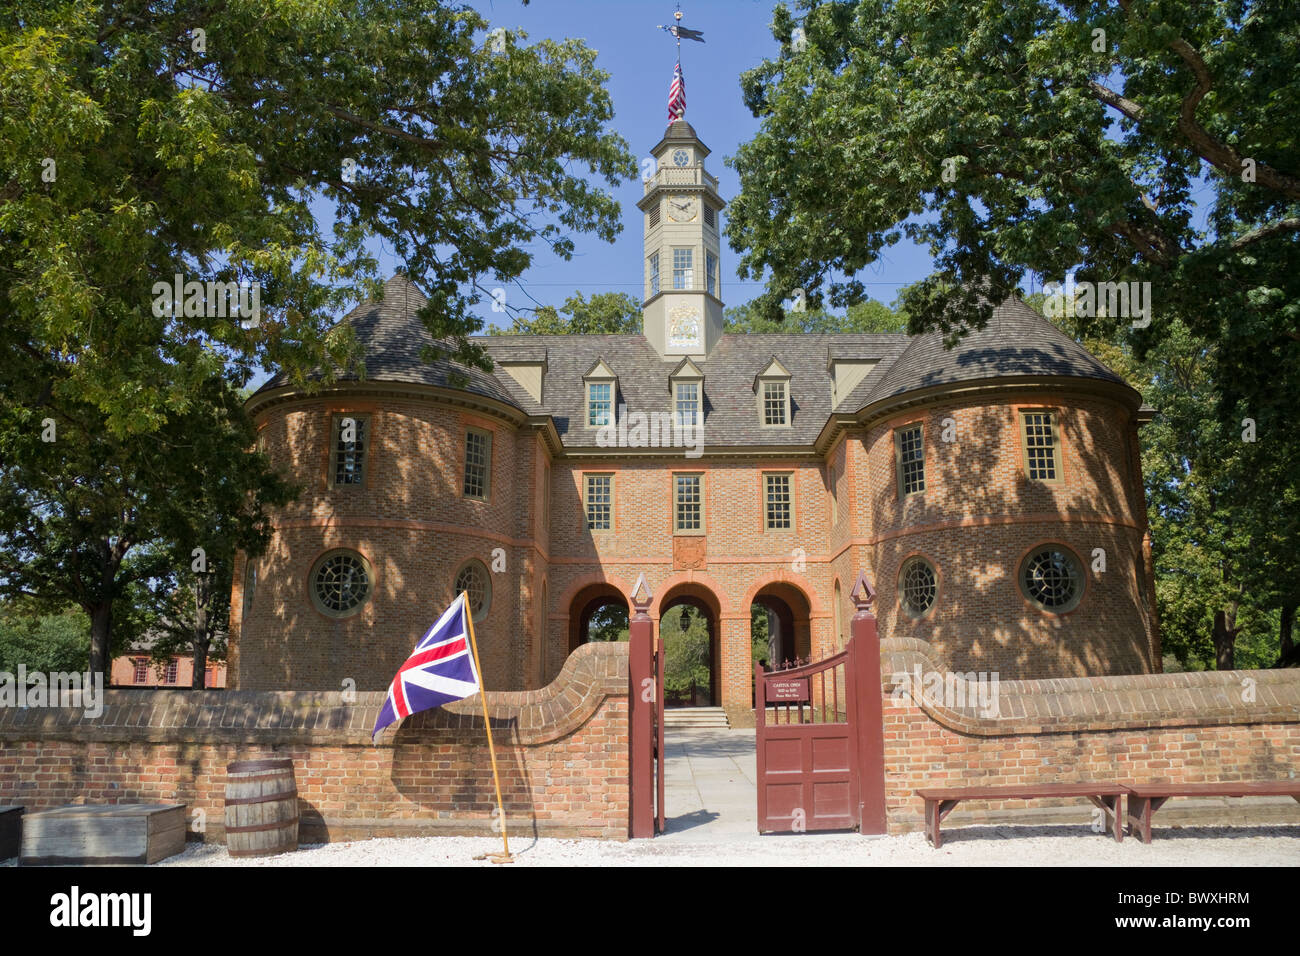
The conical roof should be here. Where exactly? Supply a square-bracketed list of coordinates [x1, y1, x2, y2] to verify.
[865, 296, 1128, 405]
[255, 275, 518, 406]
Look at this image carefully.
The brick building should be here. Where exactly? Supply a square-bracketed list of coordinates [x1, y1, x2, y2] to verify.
[231, 117, 1158, 725]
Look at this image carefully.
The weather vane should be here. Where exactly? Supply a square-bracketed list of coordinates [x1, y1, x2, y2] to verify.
[657, 2, 705, 58]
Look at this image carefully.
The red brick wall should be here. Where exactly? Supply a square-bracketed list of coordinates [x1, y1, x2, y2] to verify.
[234, 383, 1156, 720]
[0, 643, 629, 841]
[878, 638, 1300, 832]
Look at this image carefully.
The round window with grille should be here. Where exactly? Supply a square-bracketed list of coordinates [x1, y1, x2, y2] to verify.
[455, 560, 491, 621]
[310, 550, 372, 618]
[899, 557, 937, 618]
[1020, 546, 1083, 613]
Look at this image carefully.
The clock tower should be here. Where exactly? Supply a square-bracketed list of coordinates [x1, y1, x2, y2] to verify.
[638, 118, 725, 358]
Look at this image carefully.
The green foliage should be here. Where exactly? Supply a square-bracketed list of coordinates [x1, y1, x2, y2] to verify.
[724, 296, 906, 334]
[585, 602, 628, 643]
[734, 1, 1300, 668]
[0, 0, 635, 672]
[662, 605, 710, 700]
[491, 291, 642, 335]
[0, 604, 90, 675]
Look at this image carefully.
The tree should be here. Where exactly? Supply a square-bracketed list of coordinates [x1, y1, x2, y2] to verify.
[724, 296, 906, 334]
[491, 291, 642, 335]
[0, 1, 635, 672]
[729, 0, 1300, 667]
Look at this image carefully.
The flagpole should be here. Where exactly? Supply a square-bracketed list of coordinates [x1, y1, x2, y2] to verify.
[463, 591, 513, 863]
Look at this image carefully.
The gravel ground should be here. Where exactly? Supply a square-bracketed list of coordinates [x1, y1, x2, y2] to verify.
[149, 825, 1300, 867]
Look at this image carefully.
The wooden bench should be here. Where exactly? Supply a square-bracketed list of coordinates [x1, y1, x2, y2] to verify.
[1127, 782, 1300, 843]
[917, 784, 1128, 849]
[20, 804, 186, 866]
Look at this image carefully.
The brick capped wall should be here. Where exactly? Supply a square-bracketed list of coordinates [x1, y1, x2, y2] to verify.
[878, 638, 1300, 833]
[0, 643, 629, 842]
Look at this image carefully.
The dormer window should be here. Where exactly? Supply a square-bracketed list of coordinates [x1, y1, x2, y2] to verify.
[584, 359, 618, 428]
[588, 383, 612, 426]
[763, 382, 787, 425]
[669, 357, 705, 428]
[755, 358, 792, 427]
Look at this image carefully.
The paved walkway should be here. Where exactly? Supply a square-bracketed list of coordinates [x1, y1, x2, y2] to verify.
[660, 727, 758, 841]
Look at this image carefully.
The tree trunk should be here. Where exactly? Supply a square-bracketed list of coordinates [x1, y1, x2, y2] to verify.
[1212, 605, 1238, 670]
[191, 573, 212, 689]
[88, 602, 112, 680]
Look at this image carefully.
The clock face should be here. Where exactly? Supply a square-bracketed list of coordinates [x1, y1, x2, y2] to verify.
[668, 196, 697, 222]
[673, 149, 690, 167]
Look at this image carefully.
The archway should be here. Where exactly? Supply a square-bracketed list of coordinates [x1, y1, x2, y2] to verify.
[567, 582, 629, 653]
[750, 581, 814, 669]
[658, 583, 722, 708]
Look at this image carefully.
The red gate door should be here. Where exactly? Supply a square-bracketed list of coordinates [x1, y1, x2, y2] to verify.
[755, 649, 859, 832]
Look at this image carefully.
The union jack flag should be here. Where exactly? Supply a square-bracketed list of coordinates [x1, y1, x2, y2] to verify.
[667, 61, 686, 124]
[372, 593, 480, 738]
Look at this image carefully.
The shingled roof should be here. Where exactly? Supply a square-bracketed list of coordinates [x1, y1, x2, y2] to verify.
[862, 296, 1128, 406]
[255, 276, 517, 407]
[256, 277, 1138, 449]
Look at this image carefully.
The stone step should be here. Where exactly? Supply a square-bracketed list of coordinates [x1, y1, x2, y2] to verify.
[663, 707, 730, 729]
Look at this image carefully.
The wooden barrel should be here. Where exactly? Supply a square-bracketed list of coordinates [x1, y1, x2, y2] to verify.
[224, 759, 299, 857]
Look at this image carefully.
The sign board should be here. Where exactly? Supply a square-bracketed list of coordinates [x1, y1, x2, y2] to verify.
[766, 678, 810, 703]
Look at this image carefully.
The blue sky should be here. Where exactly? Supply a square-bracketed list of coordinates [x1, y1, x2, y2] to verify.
[396, 0, 937, 327]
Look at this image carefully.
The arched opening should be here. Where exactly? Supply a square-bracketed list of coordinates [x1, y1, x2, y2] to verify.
[567, 583, 629, 652]
[751, 582, 814, 669]
[659, 583, 722, 708]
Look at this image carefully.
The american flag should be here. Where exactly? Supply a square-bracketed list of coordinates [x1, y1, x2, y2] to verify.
[667, 61, 686, 124]
[372, 593, 480, 737]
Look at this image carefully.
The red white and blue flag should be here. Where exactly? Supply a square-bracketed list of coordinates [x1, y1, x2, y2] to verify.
[667, 61, 686, 124]
[372, 593, 480, 738]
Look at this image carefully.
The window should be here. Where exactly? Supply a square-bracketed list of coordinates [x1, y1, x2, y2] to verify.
[205, 666, 215, 686]
[1019, 546, 1083, 613]
[585, 474, 612, 531]
[463, 429, 491, 499]
[764, 473, 793, 530]
[164, 659, 179, 684]
[706, 251, 717, 297]
[648, 252, 660, 297]
[133, 658, 148, 684]
[704, 205, 715, 228]
[762, 381, 788, 426]
[672, 248, 693, 290]
[310, 549, 373, 618]
[455, 560, 492, 622]
[674, 473, 702, 532]
[828, 460, 838, 525]
[587, 382, 612, 427]
[896, 424, 925, 496]
[899, 557, 938, 618]
[675, 382, 700, 427]
[331, 414, 370, 485]
[1022, 410, 1061, 481]
[834, 581, 844, 649]
[648, 204, 660, 229]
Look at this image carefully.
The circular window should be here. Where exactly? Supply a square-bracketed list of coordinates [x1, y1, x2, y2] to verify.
[898, 557, 937, 618]
[310, 550, 372, 618]
[673, 149, 690, 167]
[455, 560, 491, 622]
[1020, 546, 1083, 613]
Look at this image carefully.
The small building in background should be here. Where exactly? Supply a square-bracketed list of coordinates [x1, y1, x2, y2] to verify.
[109, 638, 227, 688]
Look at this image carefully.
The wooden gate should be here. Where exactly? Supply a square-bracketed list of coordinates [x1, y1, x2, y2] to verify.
[754, 572, 887, 835]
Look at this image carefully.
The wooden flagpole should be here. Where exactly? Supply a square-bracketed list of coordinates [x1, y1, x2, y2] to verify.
[462, 592, 513, 863]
